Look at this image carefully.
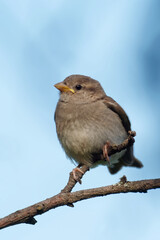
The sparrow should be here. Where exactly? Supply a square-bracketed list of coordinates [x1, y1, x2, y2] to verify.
[54, 75, 143, 181]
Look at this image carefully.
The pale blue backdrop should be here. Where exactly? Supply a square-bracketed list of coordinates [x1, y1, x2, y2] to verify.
[0, 0, 160, 239]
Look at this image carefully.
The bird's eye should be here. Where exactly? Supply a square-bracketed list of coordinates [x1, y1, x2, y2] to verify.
[75, 84, 82, 90]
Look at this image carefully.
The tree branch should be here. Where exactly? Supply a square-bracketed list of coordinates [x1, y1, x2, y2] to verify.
[0, 131, 159, 230]
[0, 177, 160, 230]
[61, 131, 136, 194]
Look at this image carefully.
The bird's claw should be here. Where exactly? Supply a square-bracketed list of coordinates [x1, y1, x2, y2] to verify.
[71, 167, 84, 184]
[103, 141, 111, 164]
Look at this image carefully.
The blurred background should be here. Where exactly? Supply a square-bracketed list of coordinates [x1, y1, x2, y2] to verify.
[0, 0, 160, 239]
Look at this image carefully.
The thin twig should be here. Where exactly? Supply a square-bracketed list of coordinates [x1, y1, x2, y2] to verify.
[61, 131, 135, 193]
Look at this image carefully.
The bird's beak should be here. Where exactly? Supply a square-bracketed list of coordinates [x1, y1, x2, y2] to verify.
[54, 82, 75, 94]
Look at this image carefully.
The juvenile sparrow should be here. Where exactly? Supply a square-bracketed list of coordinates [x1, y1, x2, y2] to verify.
[54, 75, 143, 180]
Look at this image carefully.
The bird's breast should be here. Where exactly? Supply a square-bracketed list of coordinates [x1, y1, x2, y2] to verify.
[55, 101, 127, 165]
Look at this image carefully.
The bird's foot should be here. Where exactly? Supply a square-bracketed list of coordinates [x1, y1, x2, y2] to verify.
[103, 141, 111, 164]
[128, 130, 136, 137]
[71, 167, 84, 184]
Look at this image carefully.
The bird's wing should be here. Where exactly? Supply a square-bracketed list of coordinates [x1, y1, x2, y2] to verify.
[102, 96, 143, 171]
[103, 96, 131, 132]
[103, 96, 135, 168]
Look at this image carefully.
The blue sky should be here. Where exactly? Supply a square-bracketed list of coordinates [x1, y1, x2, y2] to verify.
[0, 1, 160, 239]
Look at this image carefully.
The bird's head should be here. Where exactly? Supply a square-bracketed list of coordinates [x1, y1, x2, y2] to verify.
[54, 75, 106, 104]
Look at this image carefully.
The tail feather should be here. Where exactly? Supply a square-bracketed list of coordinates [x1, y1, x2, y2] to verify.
[108, 162, 123, 174]
[131, 157, 143, 168]
[120, 146, 143, 168]
[108, 157, 143, 174]
[108, 152, 143, 175]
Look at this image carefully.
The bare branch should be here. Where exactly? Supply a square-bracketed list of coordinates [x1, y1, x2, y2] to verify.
[0, 131, 159, 230]
[61, 131, 136, 193]
[61, 165, 89, 193]
[0, 177, 160, 230]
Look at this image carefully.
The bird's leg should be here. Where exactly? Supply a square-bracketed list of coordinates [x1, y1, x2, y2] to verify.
[103, 141, 111, 163]
[71, 164, 84, 184]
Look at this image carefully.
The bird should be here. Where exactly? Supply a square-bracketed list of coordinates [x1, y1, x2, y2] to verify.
[54, 74, 143, 181]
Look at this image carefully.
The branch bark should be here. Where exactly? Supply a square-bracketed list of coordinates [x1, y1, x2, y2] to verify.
[0, 131, 159, 230]
[0, 178, 160, 230]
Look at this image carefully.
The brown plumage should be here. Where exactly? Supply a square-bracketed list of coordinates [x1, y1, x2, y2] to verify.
[54, 74, 143, 174]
